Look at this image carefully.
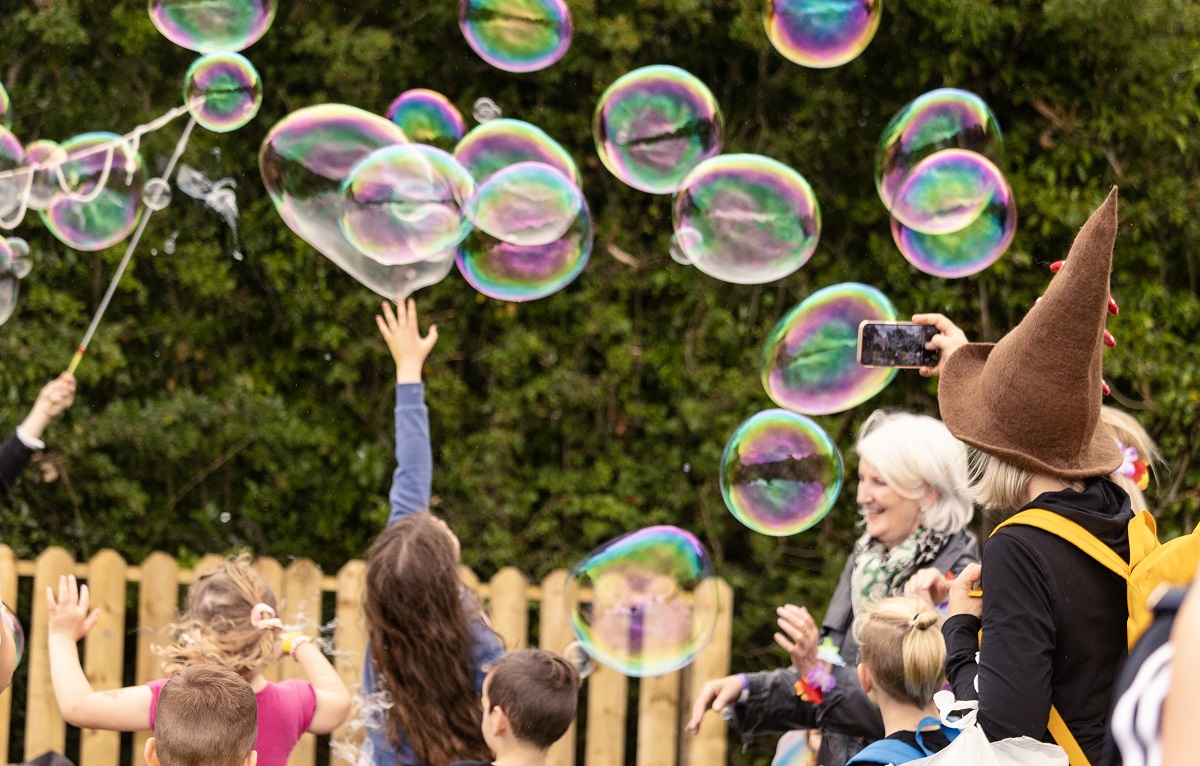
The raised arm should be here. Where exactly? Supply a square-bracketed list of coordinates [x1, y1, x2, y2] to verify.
[2, 372, 76, 494]
[287, 637, 351, 734]
[375, 299, 439, 526]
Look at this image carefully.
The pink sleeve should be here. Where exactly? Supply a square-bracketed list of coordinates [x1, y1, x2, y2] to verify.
[281, 679, 317, 733]
[145, 678, 170, 729]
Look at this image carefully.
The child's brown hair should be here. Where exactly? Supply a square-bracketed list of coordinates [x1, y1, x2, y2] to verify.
[485, 648, 581, 750]
[162, 554, 282, 680]
[154, 664, 257, 766]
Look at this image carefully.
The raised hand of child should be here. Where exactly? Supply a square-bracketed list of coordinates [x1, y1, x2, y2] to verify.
[46, 575, 100, 641]
[376, 298, 439, 384]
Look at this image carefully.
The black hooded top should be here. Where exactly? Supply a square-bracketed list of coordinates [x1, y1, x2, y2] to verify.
[943, 477, 1133, 763]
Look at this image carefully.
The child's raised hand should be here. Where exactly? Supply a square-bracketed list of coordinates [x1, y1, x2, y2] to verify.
[376, 298, 439, 384]
[46, 575, 101, 641]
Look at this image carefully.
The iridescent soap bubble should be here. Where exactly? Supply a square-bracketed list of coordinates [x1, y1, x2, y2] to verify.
[761, 283, 897, 416]
[22, 139, 68, 211]
[0, 81, 11, 129]
[890, 149, 1005, 235]
[720, 409, 844, 537]
[7, 237, 32, 278]
[890, 177, 1016, 278]
[40, 132, 145, 251]
[0, 126, 25, 223]
[454, 118, 578, 185]
[0, 602, 23, 666]
[149, 0, 277, 53]
[0, 238, 17, 326]
[764, 0, 882, 69]
[562, 640, 596, 680]
[385, 89, 466, 151]
[185, 53, 263, 133]
[876, 88, 1003, 209]
[672, 154, 820, 284]
[340, 144, 475, 265]
[464, 161, 583, 247]
[459, 0, 573, 73]
[594, 65, 723, 195]
[566, 526, 719, 677]
[456, 197, 591, 301]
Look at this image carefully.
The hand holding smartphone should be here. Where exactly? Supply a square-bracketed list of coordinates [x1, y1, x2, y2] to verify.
[857, 321, 940, 369]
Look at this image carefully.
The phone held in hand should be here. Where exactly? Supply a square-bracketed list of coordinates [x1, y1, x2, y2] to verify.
[857, 321, 940, 369]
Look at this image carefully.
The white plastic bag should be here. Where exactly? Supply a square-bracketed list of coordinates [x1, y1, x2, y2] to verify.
[906, 692, 1069, 766]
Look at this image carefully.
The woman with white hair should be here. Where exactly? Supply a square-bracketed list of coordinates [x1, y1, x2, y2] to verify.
[687, 408, 978, 766]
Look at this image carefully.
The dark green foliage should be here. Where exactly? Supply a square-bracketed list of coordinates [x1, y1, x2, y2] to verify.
[1, 3, 1198, 755]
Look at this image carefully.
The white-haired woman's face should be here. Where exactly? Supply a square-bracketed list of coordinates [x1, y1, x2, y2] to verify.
[856, 459, 923, 549]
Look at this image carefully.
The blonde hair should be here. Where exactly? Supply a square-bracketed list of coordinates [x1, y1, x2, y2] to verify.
[852, 596, 946, 706]
[161, 554, 282, 680]
[968, 451, 1033, 511]
[856, 410, 974, 534]
[1100, 406, 1160, 512]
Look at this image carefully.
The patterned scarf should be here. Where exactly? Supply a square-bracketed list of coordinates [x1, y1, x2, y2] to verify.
[849, 525, 947, 617]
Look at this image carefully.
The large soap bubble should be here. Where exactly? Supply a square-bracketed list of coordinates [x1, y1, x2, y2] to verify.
[386, 90, 466, 151]
[21, 140, 68, 211]
[594, 65, 723, 194]
[40, 132, 145, 251]
[0, 127, 25, 223]
[459, 0, 573, 73]
[453, 118, 578, 185]
[149, 0, 277, 54]
[456, 197, 592, 301]
[672, 154, 820, 284]
[261, 104, 457, 299]
[720, 409, 844, 537]
[876, 88, 1002, 209]
[340, 144, 475, 265]
[761, 283, 897, 415]
[889, 148, 1005, 235]
[764, 0, 882, 69]
[0, 602, 22, 666]
[184, 52, 262, 133]
[890, 177, 1016, 278]
[566, 526, 719, 677]
[464, 161, 582, 247]
[0, 81, 11, 129]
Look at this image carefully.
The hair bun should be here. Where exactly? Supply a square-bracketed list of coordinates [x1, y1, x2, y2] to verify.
[911, 611, 938, 631]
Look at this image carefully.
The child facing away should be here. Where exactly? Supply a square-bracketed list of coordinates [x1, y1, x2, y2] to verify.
[450, 649, 581, 766]
[47, 555, 351, 766]
[145, 664, 258, 766]
[844, 597, 958, 766]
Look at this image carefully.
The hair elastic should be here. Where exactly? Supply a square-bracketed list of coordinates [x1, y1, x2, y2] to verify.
[1114, 440, 1150, 490]
[250, 602, 284, 631]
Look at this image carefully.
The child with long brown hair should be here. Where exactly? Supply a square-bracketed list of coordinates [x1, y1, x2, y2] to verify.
[361, 299, 505, 766]
[47, 554, 351, 766]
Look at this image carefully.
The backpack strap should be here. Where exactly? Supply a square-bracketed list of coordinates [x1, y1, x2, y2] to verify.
[914, 716, 961, 752]
[993, 508, 1129, 579]
[1048, 705, 1092, 766]
[846, 738, 927, 765]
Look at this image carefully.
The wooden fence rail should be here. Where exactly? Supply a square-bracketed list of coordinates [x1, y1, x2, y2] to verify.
[0, 546, 732, 766]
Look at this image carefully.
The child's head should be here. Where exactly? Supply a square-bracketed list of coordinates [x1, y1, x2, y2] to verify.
[363, 513, 492, 766]
[146, 664, 258, 766]
[852, 596, 945, 708]
[481, 649, 580, 755]
[164, 554, 282, 680]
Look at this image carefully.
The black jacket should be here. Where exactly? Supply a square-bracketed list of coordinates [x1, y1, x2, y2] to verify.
[0, 431, 36, 500]
[943, 478, 1133, 765]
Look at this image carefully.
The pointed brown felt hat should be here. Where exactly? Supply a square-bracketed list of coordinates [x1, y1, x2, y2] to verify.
[938, 187, 1123, 479]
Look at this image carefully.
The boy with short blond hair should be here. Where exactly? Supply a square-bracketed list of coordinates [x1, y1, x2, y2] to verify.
[145, 665, 258, 766]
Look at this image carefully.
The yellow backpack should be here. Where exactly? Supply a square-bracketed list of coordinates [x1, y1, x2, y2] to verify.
[990, 508, 1200, 766]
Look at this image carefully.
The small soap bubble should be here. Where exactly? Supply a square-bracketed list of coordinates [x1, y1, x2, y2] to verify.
[472, 97, 502, 123]
[889, 148, 1004, 235]
[142, 177, 173, 211]
[459, 0, 572, 73]
[0, 126, 25, 222]
[672, 154, 820, 284]
[594, 65, 723, 194]
[1, 602, 25, 666]
[0, 81, 10, 129]
[764, 0, 882, 69]
[760, 283, 898, 416]
[890, 181, 1016, 278]
[219, 511, 232, 523]
[324, 353, 332, 361]
[22, 139, 67, 212]
[720, 409, 844, 537]
[456, 198, 592, 301]
[562, 641, 596, 680]
[164, 232, 178, 255]
[385, 90, 466, 151]
[566, 526, 719, 677]
[339, 144, 475, 265]
[464, 161, 583, 247]
[233, 250, 244, 261]
[0, 238, 17, 326]
[185, 53, 263, 133]
[668, 227, 699, 265]
[7, 237, 31, 279]
[876, 88, 1003, 210]
[454, 118, 578, 185]
[149, 0, 277, 53]
[41, 132, 145, 251]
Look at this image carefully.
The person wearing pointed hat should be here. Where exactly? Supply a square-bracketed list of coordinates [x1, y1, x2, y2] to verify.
[913, 188, 1132, 766]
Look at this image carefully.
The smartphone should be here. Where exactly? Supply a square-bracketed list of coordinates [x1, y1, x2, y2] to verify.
[857, 321, 939, 368]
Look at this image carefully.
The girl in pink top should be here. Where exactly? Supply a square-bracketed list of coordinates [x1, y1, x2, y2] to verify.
[47, 555, 351, 766]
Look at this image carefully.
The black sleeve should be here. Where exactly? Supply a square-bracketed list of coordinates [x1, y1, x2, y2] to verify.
[735, 665, 883, 741]
[0, 432, 36, 497]
[815, 665, 885, 740]
[943, 613, 982, 702]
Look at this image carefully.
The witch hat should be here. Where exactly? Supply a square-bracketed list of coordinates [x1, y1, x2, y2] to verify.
[938, 187, 1122, 479]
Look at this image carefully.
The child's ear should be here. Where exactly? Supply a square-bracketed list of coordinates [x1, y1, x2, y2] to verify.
[491, 705, 511, 737]
[144, 737, 160, 766]
[857, 663, 872, 695]
[243, 750, 257, 766]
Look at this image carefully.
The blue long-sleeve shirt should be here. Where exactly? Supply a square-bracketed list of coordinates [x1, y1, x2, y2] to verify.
[361, 384, 505, 766]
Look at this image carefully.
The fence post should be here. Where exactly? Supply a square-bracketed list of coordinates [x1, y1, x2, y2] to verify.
[684, 579, 733, 766]
[282, 559, 323, 766]
[332, 560, 367, 752]
[539, 570, 576, 766]
[26, 547, 74, 759]
[488, 567, 529, 651]
[133, 552, 179, 766]
[253, 557, 285, 684]
[0, 545, 18, 765]
[80, 550, 128, 766]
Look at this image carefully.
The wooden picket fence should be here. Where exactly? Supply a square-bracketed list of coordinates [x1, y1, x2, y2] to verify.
[0, 546, 733, 766]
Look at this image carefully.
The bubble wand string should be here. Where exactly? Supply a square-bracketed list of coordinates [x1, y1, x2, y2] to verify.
[67, 115, 197, 375]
